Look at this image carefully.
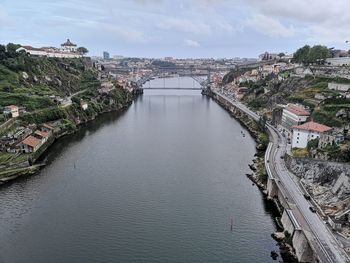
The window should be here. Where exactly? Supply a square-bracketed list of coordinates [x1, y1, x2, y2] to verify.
[297, 137, 299, 140]
[297, 141, 299, 144]
[311, 135, 314, 138]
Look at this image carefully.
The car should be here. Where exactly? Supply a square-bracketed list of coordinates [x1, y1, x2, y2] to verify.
[309, 206, 316, 213]
[304, 194, 311, 200]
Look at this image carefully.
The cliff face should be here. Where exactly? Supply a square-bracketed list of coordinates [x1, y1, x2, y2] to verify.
[285, 155, 350, 218]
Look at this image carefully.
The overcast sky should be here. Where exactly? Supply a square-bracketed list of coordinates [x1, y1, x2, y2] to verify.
[1, 0, 350, 58]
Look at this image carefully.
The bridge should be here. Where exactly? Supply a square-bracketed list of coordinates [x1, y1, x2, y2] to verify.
[209, 89, 350, 263]
[142, 87, 202, 90]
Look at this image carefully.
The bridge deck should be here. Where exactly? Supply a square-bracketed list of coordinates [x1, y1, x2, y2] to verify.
[142, 87, 202, 90]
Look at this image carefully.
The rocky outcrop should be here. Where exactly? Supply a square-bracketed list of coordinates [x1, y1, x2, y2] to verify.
[285, 154, 350, 230]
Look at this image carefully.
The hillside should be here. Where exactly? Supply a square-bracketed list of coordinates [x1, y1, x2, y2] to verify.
[0, 45, 98, 114]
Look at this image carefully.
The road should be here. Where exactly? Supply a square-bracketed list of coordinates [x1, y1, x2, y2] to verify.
[212, 89, 350, 263]
[61, 89, 89, 108]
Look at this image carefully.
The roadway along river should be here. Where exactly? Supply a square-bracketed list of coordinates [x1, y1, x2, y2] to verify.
[0, 77, 280, 262]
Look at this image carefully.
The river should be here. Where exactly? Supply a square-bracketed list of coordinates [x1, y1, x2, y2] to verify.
[0, 77, 280, 262]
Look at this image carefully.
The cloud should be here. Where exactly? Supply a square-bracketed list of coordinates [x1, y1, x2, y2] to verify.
[245, 14, 295, 38]
[243, 0, 350, 42]
[184, 39, 200, 47]
[157, 18, 211, 35]
[0, 8, 13, 28]
[103, 25, 146, 43]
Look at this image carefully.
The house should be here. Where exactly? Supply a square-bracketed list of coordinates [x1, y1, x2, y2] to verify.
[80, 101, 88, 111]
[291, 121, 332, 148]
[281, 104, 310, 136]
[41, 123, 55, 134]
[33, 130, 50, 143]
[3, 105, 19, 118]
[18, 135, 42, 153]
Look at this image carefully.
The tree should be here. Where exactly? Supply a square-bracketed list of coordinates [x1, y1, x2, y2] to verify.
[293, 44, 331, 65]
[6, 43, 20, 58]
[77, 47, 89, 55]
[0, 44, 6, 60]
[293, 45, 310, 64]
[308, 45, 331, 64]
[278, 52, 285, 57]
[307, 138, 319, 150]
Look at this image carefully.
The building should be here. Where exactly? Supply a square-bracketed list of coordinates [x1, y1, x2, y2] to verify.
[3, 105, 19, 118]
[258, 52, 279, 61]
[103, 51, 110, 60]
[80, 101, 88, 111]
[291, 121, 332, 149]
[41, 123, 55, 134]
[328, 83, 350, 92]
[16, 39, 82, 58]
[33, 130, 50, 143]
[281, 104, 310, 135]
[326, 57, 350, 66]
[61, 39, 77, 52]
[18, 135, 42, 153]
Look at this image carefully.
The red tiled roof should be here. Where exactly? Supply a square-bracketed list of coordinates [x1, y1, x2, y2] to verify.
[42, 123, 54, 130]
[293, 121, 332, 133]
[21, 136, 42, 148]
[5, 105, 18, 110]
[34, 130, 50, 138]
[286, 104, 310, 116]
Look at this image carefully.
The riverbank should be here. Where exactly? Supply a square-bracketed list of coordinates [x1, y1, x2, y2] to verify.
[0, 91, 135, 186]
[202, 88, 268, 187]
[203, 88, 299, 262]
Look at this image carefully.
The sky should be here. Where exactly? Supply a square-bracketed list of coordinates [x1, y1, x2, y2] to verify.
[1, 0, 350, 58]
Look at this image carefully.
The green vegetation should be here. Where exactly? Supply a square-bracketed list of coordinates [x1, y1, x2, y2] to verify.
[258, 132, 269, 149]
[77, 47, 89, 55]
[293, 45, 331, 64]
[0, 152, 30, 166]
[307, 138, 319, 150]
[0, 43, 99, 111]
[20, 107, 67, 124]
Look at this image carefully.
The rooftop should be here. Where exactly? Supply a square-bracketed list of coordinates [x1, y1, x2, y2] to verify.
[20, 135, 42, 148]
[42, 123, 54, 130]
[285, 104, 310, 116]
[34, 130, 50, 138]
[4, 105, 18, 110]
[61, 39, 77, 47]
[293, 121, 332, 133]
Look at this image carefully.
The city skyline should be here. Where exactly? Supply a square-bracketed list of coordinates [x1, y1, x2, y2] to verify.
[1, 0, 350, 58]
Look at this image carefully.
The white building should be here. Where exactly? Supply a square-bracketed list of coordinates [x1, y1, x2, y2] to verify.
[81, 101, 88, 111]
[326, 57, 350, 66]
[281, 104, 310, 135]
[3, 105, 19, 118]
[16, 39, 82, 58]
[328, 83, 350, 92]
[292, 121, 332, 148]
[60, 39, 77, 52]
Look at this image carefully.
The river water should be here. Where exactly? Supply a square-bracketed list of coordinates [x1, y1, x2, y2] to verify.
[0, 77, 279, 262]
